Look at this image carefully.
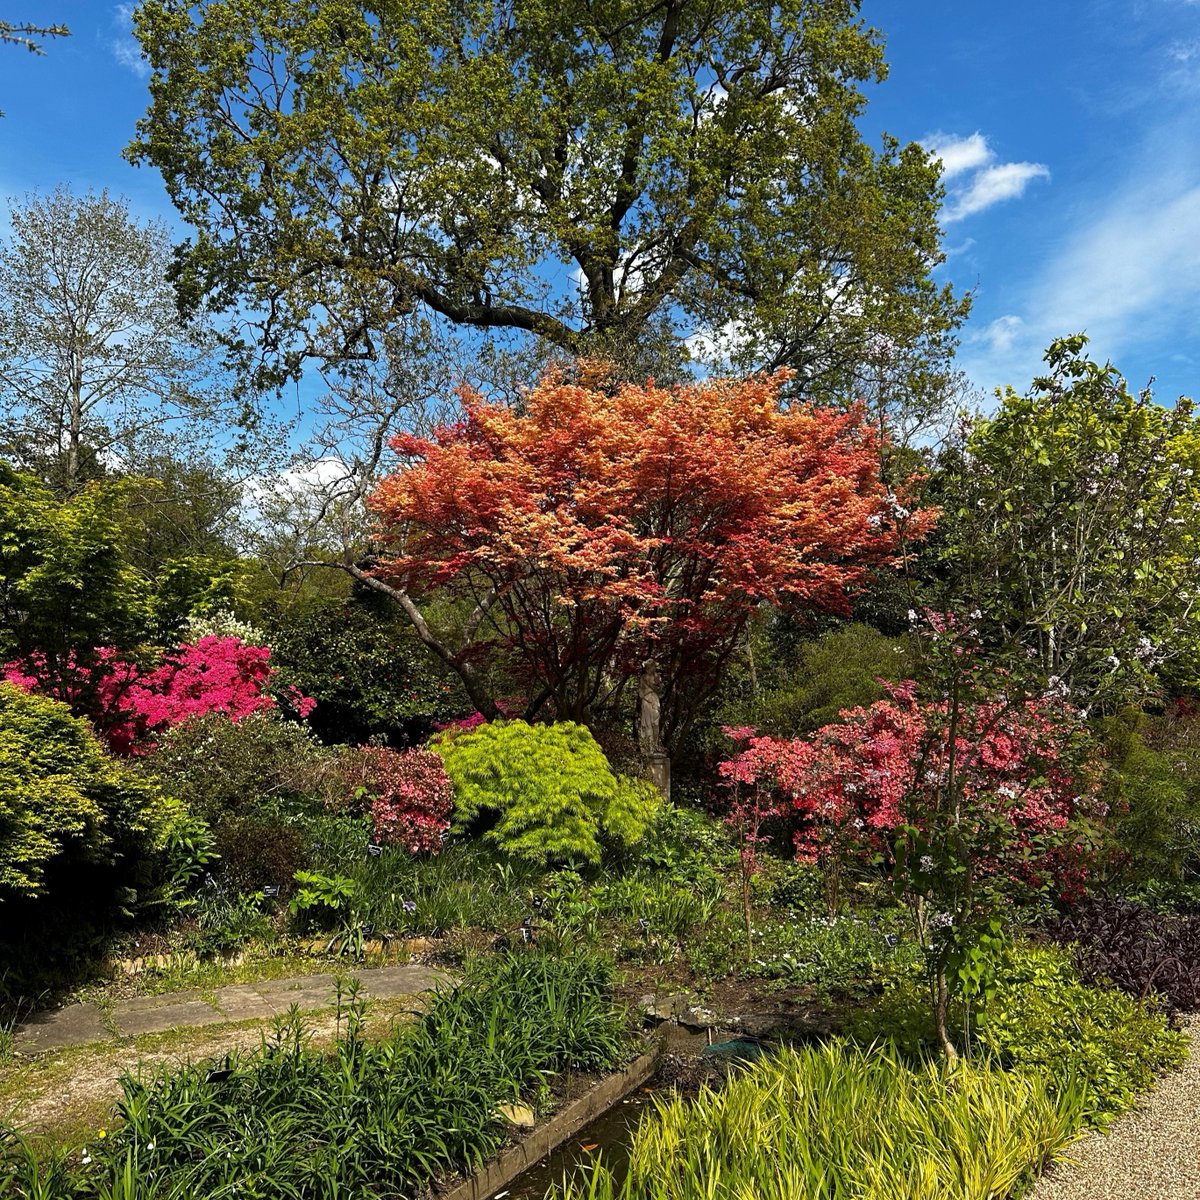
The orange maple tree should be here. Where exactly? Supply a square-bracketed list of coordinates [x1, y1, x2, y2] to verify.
[365, 369, 933, 747]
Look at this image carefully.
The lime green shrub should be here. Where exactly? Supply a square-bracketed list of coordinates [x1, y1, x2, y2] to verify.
[979, 944, 1188, 1125]
[433, 720, 659, 866]
[850, 942, 1187, 1126]
[556, 1041, 1084, 1200]
[0, 682, 182, 899]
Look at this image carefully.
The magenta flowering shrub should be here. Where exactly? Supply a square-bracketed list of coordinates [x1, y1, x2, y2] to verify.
[346, 746, 454, 854]
[5, 636, 314, 755]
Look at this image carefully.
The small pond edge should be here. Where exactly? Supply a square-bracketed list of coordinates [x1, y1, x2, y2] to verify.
[436, 1048, 661, 1200]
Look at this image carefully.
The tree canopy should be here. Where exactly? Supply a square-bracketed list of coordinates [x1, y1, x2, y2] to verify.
[0, 187, 253, 492]
[937, 335, 1200, 708]
[129, 0, 965, 395]
[358, 368, 931, 746]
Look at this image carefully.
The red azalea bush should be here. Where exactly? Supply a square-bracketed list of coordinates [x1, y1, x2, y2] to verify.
[719, 682, 1102, 899]
[342, 746, 454, 854]
[5, 636, 314, 755]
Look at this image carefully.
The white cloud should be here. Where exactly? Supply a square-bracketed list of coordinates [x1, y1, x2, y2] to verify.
[944, 162, 1050, 223]
[110, 5, 149, 79]
[956, 131, 1200, 400]
[974, 314, 1025, 355]
[924, 132, 1050, 224]
[924, 132, 993, 179]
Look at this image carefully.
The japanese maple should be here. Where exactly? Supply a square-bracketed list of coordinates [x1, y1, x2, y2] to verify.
[367, 369, 933, 747]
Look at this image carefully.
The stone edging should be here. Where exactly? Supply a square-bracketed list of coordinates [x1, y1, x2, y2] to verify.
[436, 1049, 660, 1200]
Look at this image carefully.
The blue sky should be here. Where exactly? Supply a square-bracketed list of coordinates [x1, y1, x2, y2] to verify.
[2, 0, 1198, 406]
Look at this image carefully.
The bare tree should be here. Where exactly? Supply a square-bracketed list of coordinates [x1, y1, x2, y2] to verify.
[0, 187, 256, 492]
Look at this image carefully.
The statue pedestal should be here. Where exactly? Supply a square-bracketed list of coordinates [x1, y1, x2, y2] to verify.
[644, 753, 671, 801]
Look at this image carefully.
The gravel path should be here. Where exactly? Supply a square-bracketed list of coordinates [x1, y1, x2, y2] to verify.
[1031, 1014, 1200, 1200]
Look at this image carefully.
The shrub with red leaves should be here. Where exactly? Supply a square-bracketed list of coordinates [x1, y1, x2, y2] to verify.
[344, 746, 454, 854]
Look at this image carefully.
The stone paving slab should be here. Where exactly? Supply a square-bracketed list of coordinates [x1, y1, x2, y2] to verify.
[13, 964, 449, 1055]
[113, 1000, 224, 1039]
[356, 965, 446, 998]
[12, 1002, 108, 1053]
[212, 984, 283, 1022]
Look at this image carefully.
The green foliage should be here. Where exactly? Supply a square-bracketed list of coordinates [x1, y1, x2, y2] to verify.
[267, 600, 467, 743]
[554, 1041, 1084, 1200]
[186, 886, 275, 957]
[937, 335, 1200, 706]
[0, 682, 180, 899]
[0, 467, 151, 672]
[625, 801, 736, 886]
[721, 623, 915, 738]
[850, 943, 1187, 1126]
[0, 951, 626, 1199]
[746, 911, 918, 994]
[977, 943, 1188, 1126]
[289, 870, 358, 931]
[143, 710, 331, 823]
[433, 721, 659, 866]
[1098, 709, 1200, 889]
[130, 0, 963, 399]
[211, 811, 309, 894]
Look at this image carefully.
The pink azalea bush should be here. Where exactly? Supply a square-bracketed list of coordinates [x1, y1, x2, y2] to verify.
[719, 681, 1100, 899]
[342, 746, 454, 854]
[5, 636, 314, 755]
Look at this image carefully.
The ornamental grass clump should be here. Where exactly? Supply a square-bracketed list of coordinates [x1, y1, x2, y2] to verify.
[0, 951, 626, 1200]
[555, 1041, 1086, 1200]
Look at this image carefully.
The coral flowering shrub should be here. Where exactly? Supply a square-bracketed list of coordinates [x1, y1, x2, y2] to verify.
[342, 746, 454, 854]
[5, 636, 313, 755]
[720, 684, 1100, 893]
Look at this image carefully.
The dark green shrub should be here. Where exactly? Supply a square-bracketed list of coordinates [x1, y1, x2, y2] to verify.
[433, 720, 659, 866]
[1098, 710, 1200, 889]
[626, 802, 736, 886]
[268, 599, 467, 743]
[0, 682, 182, 900]
[144, 710, 332, 822]
[0, 683, 191, 1009]
[212, 812, 310, 894]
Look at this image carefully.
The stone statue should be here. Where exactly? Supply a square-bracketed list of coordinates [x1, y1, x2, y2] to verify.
[637, 661, 664, 756]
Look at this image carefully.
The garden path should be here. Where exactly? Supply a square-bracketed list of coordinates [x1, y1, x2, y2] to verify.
[12, 963, 448, 1055]
[1031, 1012, 1200, 1199]
[3, 964, 451, 1137]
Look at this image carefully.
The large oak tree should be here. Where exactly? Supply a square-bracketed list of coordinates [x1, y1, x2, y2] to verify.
[129, 0, 966, 397]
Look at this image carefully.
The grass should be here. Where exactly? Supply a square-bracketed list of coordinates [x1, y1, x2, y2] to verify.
[555, 1041, 1087, 1200]
[1, 949, 627, 1199]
